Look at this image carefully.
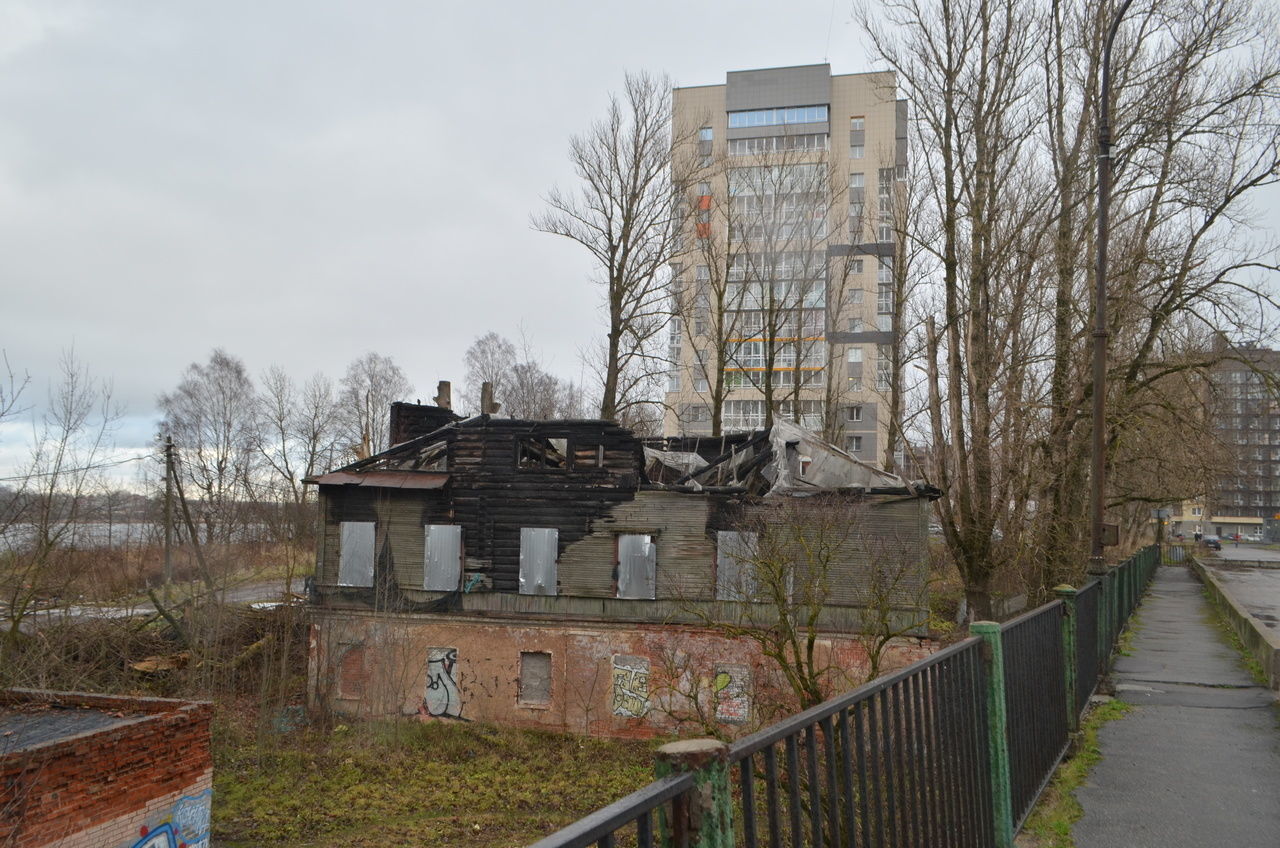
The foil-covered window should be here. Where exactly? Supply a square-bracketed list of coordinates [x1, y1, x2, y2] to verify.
[338, 521, 376, 587]
[424, 524, 462, 591]
[616, 534, 657, 599]
[716, 530, 758, 601]
[519, 527, 558, 595]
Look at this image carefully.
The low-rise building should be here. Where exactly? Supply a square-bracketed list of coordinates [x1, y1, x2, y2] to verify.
[305, 400, 939, 736]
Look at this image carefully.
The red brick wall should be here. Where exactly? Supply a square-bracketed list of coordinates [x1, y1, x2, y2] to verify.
[310, 612, 937, 738]
[0, 691, 212, 848]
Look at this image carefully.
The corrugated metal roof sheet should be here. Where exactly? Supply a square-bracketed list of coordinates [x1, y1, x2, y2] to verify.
[310, 471, 449, 489]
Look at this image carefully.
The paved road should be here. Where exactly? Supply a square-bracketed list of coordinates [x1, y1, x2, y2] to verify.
[1212, 543, 1280, 562]
[1201, 548, 1280, 633]
[1075, 565, 1280, 847]
[13, 579, 295, 630]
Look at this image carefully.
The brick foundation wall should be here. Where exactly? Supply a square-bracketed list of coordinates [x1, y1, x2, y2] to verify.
[310, 612, 937, 738]
[0, 691, 212, 848]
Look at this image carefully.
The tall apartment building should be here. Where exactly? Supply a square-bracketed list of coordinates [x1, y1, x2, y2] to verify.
[1205, 342, 1280, 537]
[665, 64, 907, 466]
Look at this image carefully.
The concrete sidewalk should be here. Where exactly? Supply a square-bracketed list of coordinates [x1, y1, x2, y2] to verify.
[1075, 565, 1280, 847]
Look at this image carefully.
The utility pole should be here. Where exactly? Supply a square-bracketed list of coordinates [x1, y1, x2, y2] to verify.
[163, 435, 174, 600]
[1091, 0, 1135, 575]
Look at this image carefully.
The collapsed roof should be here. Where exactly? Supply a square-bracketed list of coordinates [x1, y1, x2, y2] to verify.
[307, 414, 938, 500]
[649, 420, 937, 498]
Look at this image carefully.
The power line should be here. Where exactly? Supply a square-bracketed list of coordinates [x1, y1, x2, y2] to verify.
[0, 453, 150, 483]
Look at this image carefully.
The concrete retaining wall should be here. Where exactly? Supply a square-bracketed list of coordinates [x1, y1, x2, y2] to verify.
[1190, 558, 1280, 691]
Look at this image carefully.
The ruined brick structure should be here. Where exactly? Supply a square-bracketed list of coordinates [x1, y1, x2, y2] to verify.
[0, 690, 212, 848]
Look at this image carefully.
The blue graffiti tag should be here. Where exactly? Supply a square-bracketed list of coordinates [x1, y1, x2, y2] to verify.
[171, 790, 212, 842]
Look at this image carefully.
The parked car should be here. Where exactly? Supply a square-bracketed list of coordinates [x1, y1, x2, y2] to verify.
[1244, 532, 1264, 543]
[1204, 537, 1222, 551]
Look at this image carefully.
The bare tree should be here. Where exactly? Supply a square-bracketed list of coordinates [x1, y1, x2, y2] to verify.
[158, 348, 259, 544]
[337, 352, 413, 459]
[253, 366, 339, 541]
[535, 71, 699, 422]
[461, 332, 592, 419]
[0, 351, 120, 659]
[682, 495, 929, 711]
[860, 0, 1280, 613]
[462, 332, 517, 415]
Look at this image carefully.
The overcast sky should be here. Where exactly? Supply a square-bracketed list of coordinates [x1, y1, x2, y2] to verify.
[0, 0, 1276, 483]
[0, 0, 882, 478]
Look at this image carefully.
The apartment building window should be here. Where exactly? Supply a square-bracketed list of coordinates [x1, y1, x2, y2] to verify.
[850, 117, 865, 132]
[728, 105, 828, 128]
[698, 181, 711, 197]
[847, 347, 864, 363]
[849, 172, 865, 238]
[879, 169, 894, 212]
[687, 404, 710, 422]
[846, 435, 864, 454]
[847, 405, 863, 422]
[699, 126, 713, 141]
[877, 282, 894, 314]
[848, 377, 864, 391]
[850, 258, 864, 274]
[667, 372, 681, 392]
[878, 257, 893, 284]
[850, 289, 864, 304]
[778, 400, 824, 430]
[694, 375, 709, 393]
[723, 399, 765, 430]
[848, 317, 864, 332]
[876, 345, 892, 391]
[879, 217, 894, 242]
[877, 315, 893, 332]
[729, 134, 829, 155]
[851, 144, 864, 159]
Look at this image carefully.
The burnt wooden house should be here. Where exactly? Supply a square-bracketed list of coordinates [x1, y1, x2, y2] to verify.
[307, 403, 938, 628]
[305, 400, 941, 732]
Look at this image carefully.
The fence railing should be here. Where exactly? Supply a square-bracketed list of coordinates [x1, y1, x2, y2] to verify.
[528, 545, 1162, 848]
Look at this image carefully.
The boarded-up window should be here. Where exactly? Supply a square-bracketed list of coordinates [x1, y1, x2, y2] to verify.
[338, 521, 376, 587]
[716, 530, 758, 601]
[616, 534, 656, 599]
[519, 651, 552, 704]
[424, 524, 462, 591]
[519, 528, 558, 595]
[335, 643, 366, 700]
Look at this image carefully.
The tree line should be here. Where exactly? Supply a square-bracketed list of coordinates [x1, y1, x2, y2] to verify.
[533, 0, 1279, 615]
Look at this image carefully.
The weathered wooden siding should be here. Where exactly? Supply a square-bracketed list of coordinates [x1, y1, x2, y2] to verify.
[444, 420, 643, 592]
[558, 491, 716, 599]
[316, 487, 452, 589]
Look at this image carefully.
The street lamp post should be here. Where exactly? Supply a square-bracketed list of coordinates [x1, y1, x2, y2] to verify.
[1090, 0, 1135, 574]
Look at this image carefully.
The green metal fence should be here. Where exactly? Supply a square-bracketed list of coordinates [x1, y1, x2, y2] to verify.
[530, 544, 1163, 848]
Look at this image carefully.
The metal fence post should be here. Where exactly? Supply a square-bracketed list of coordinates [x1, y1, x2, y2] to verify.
[655, 739, 734, 848]
[1054, 585, 1079, 732]
[972, 621, 1014, 848]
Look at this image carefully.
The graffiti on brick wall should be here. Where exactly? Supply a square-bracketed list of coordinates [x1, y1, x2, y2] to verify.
[423, 647, 463, 719]
[713, 664, 751, 724]
[611, 654, 650, 717]
[124, 789, 212, 848]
